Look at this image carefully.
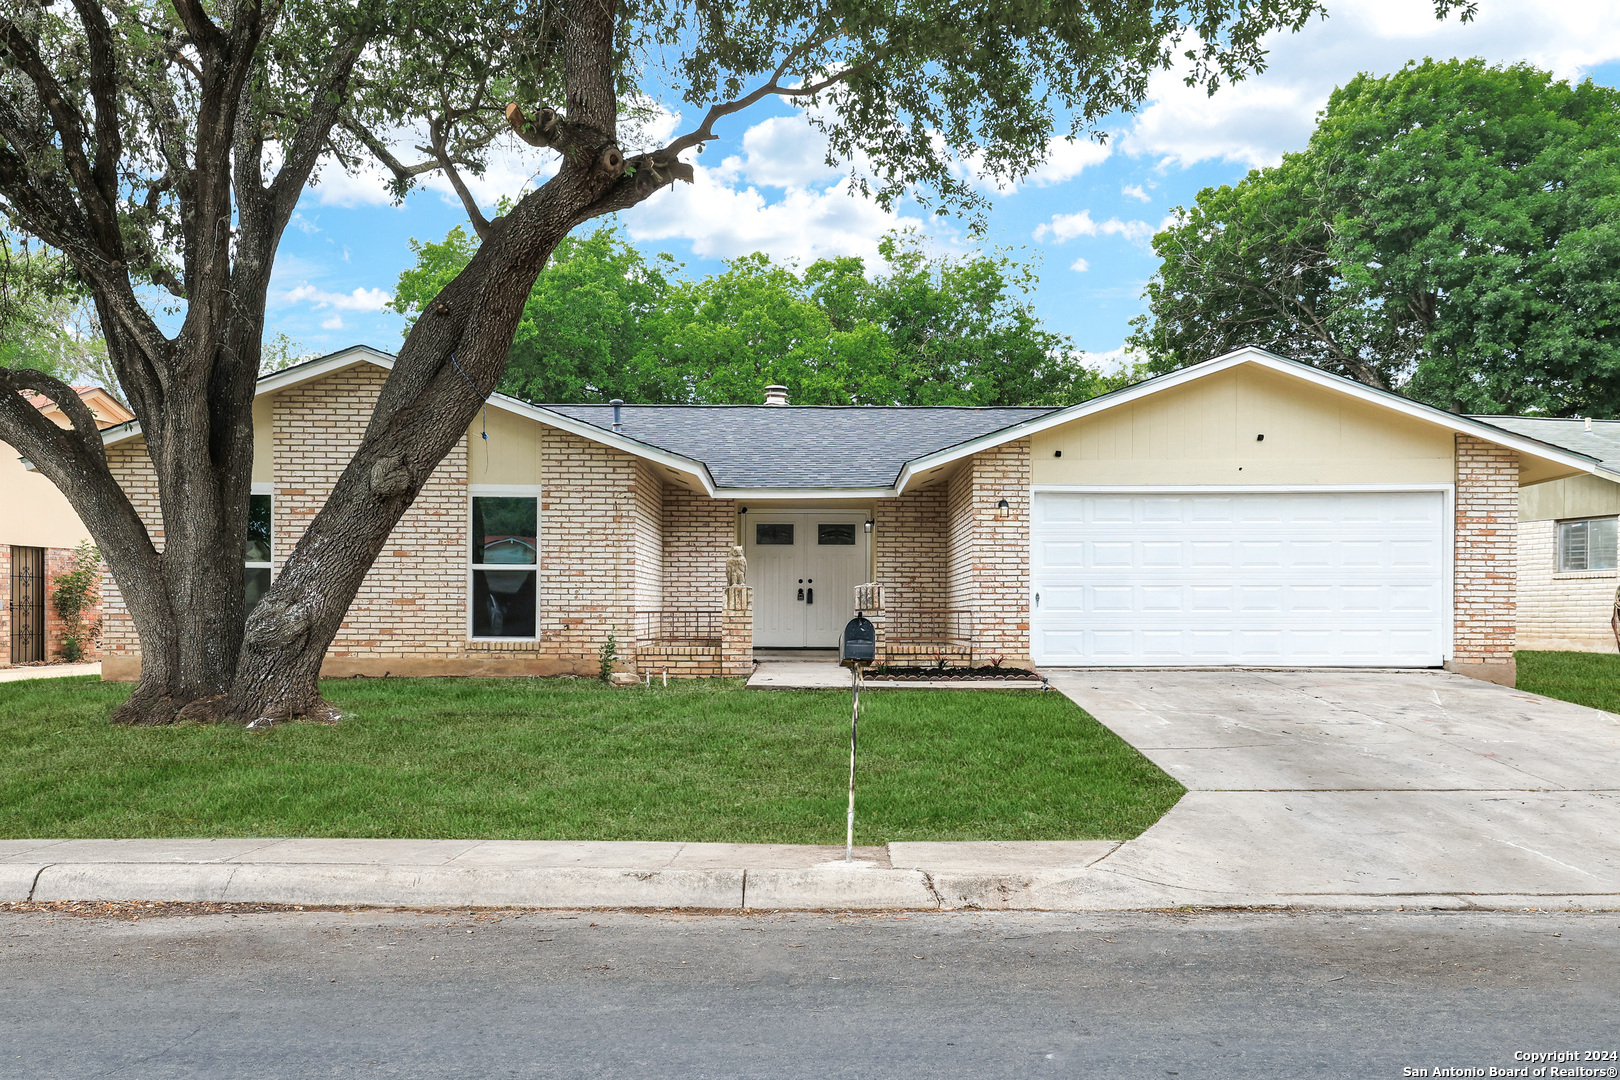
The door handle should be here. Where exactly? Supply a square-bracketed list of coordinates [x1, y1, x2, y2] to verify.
[797, 588, 804, 601]
[806, 587, 813, 605]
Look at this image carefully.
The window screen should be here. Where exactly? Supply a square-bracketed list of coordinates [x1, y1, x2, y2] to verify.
[755, 522, 795, 545]
[817, 523, 856, 546]
[1557, 517, 1618, 572]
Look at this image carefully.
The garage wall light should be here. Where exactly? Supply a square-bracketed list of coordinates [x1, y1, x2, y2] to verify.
[864, 519, 874, 533]
[996, 498, 1010, 519]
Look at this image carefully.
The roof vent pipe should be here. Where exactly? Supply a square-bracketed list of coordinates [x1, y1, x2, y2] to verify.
[1586, 416, 1593, 432]
[610, 399, 624, 432]
[764, 384, 789, 406]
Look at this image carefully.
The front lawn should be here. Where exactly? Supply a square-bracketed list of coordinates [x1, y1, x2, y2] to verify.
[1516, 650, 1620, 714]
[0, 677, 1182, 844]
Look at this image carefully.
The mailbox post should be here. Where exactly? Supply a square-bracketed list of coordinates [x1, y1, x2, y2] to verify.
[839, 613, 877, 863]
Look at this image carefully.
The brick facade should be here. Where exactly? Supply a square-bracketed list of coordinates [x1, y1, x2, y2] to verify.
[1516, 519, 1619, 653]
[1451, 433, 1519, 683]
[1, 545, 106, 666]
[100, 363, 749, 680]
[874, 486, 947, 610]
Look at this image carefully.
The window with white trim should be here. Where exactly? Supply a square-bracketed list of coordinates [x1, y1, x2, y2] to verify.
[1557, 516, 1618, 572]
[245, 487, 272, 613]
[470, 491, 539, 638]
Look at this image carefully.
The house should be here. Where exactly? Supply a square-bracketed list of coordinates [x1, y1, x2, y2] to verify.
[1468, 417, 1620, 654]
[2, 385, 133, 664]
[92, 345, 1617, 688]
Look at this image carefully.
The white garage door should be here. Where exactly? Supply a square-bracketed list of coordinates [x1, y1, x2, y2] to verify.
[1031, 490, 1448, 667]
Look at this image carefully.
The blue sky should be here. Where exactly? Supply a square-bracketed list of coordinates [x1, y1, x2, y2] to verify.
[266, 0, 1620, 372]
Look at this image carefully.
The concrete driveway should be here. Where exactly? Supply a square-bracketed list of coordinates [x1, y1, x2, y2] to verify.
[1048, 669, 1620, 909]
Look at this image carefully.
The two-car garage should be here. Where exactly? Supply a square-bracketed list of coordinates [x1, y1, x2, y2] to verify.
[1029, 489, 1450, 668]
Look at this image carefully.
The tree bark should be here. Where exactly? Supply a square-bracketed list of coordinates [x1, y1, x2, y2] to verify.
[192, 0, 640, 723]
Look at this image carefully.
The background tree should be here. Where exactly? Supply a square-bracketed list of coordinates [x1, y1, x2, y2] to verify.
[0, 234, 110, 387]
[1, 0, 1432, 725]
[395, 225, 1101, 406]
[1129, 59, 1620, 416]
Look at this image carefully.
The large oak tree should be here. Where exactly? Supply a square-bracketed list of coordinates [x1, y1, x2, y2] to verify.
[3, 0, 1418, 724]
[1129, 58, 1620, 415]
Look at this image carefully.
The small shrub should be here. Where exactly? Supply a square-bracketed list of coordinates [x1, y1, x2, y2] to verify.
[49, 540, 102, 663]
[597, 632, 618, 682]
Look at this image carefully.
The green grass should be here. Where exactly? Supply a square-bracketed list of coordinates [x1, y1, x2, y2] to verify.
[1516, 650, 1620, 714]
[0, 676, 1182, 843]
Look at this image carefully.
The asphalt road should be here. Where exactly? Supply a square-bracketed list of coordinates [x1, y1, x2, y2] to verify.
[3, 907, 1617, 1079]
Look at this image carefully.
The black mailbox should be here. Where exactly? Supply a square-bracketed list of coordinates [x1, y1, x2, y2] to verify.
[841, 613, 876, 664]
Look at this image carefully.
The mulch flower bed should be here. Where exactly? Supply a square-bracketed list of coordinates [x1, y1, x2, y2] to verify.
[863, 665, 1042, 681]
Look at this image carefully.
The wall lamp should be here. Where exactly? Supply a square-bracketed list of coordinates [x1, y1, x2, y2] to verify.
[996, 498, 1010, 519]
[864, 519, 874, 533]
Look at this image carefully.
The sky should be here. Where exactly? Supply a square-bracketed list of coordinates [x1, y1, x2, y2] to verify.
[266, 0, 1620, 374]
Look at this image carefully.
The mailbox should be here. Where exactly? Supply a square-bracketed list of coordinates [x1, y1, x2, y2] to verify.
[840, 613, 876, 665]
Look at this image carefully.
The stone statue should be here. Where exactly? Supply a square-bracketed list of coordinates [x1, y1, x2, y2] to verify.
[726, 544, 747, 587]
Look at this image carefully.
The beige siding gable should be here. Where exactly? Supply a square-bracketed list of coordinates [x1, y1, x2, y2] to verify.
[467, 404, 544, 486]
[1031, 363, 1455, 486]
[1519, 473, 1620, 523]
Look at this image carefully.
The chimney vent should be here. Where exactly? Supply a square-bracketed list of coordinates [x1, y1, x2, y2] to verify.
[610, 399, 624, 432]
[763, 384, 789, 406]
[1586, 416, 1594, 432]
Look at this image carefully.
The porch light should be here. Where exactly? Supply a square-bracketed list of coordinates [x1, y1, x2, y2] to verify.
[864, 519, 874, 533]
[996, 498, 1010, 519]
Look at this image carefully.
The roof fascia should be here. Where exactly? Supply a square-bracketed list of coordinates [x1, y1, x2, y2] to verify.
[894, 346, 1608, 492]
[713, 486, 894, 500]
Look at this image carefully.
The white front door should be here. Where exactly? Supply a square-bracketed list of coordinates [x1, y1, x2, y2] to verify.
[1031, 489, 1449, 667]
[745, 512, 869, 648]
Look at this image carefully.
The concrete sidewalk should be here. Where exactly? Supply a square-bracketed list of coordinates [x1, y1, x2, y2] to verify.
[4, 834, 1615, 911]
[0, 662, 100, 683]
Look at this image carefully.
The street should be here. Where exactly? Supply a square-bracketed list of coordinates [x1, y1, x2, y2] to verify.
[3, 906, 1615, 1078]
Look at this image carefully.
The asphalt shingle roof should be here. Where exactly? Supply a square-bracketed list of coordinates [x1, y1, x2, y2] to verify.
[540, 404, 1059, 489]
[1469, 416, 1620, 472]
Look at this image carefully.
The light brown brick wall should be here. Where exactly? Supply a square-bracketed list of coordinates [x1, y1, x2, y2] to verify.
[539, 427, 640, 664]
[276, 365, 470, 659]
[1516, 518, 1619, 653]
[1454, 434, 1518, 666]
[661, 486, 734, 613]
[100, 440, 162, 659]
[632, 460, 664, 619]
[945, 465, 975, 612]
[967, 439, 1032, 664]
[874, 486, 947, 610]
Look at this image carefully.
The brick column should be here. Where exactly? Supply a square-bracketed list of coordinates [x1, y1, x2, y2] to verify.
[855, 581, 886, 662]
[721, 584, 753, 677]
[970, 439, 1032, 666]
[1450, 433, 1518, 686]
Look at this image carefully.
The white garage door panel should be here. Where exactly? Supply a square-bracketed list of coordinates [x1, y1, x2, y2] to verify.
[1032, 491, 1447, 667]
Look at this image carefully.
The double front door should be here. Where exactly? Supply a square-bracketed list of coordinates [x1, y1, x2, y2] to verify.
[744, 511, 869, 648]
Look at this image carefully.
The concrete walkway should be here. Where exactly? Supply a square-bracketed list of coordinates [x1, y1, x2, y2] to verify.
[1048, 669, 1620, 910]
[0, 662, 100, 683]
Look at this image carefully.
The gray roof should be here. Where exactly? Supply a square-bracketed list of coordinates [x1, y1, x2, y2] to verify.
[540, 404, 1059, 489]
[1469, 416, 1620, 472]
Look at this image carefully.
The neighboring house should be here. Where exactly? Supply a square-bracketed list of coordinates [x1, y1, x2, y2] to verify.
[92, 345, 1615, 687]
[1469, 417, 1620, 654]
[2, 386, 132, 665]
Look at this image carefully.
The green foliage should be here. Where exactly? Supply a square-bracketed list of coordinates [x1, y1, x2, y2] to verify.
[0, 677, 1183, 843]
[48, 541, 102, 663]
[597, 632, 619, 682]
[1129, 59, 1620, 416]
[260, 333, 316, 374]
[0, 238, 107, 382]
[394, 224, 1101, 406]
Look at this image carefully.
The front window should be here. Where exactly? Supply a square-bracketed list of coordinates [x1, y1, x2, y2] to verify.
[245, 492, 272, 612]
[1557, 517, 1618, 572]
[471, 494, 538, 637]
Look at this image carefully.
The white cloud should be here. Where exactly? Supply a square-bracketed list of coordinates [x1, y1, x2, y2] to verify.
[713, 114, 842, 189]
[1122, 184, 1151, 203]
[282, 284, 393, 311]
[1025, 137, 1113, 187]
[321, 315, 346, 330]
[624, 166, 921, 265]
[1034, 209, 1156, 244]
[1069, 257, 1091, 273]
[1123, 0, 1620, 169]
